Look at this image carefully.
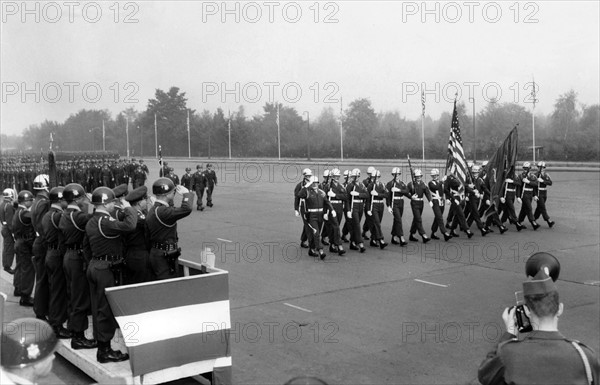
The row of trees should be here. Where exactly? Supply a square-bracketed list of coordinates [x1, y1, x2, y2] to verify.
[7, 87, 599, 161]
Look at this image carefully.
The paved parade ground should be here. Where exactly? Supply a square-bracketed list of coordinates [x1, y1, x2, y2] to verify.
[2, 159, 599, 385]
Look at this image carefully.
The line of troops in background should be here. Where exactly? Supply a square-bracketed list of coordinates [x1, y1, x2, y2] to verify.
[159, 162, 218, 211]
[0, 175, 194, 364]
[294, 161, 554, 259]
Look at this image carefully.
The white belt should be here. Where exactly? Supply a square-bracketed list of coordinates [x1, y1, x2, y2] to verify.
[524, 188, 533, 191]
[506, 188, 515, 192]
[393, 197, 403, 200]
[538, 188, 547, 191]
[307, 208, 323, 212]
[412, 198, 423, 201]
[352, 199, 363, 203]
[330, 200, 343, 204]
[372, 199, 384, 203]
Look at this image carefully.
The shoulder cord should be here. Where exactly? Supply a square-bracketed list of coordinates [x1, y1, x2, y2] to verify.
[98, 217, 119, 239]
[50, 211, 60, 229]
[18, 209, 30, 227]
[70, 211, 85, 232]
[153, 206, 175, 228]
[570, 340, 593, 385]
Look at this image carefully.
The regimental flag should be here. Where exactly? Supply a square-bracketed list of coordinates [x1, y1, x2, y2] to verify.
[105, 270, 231, 383]
[485, 125, 519, 210]
[445, 100, 468, 185]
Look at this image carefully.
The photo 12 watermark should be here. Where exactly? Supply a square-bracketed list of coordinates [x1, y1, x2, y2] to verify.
[1, 1, 140, 23]
[400, 2, 540, 24]
[402, 81, 540, 105]
[2, 81, 140, 104]
[200, 1, 340, 24]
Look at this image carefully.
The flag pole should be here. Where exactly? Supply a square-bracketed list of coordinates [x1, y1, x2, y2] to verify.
[340, 96, 344, 162]
[531, 75, 537, 163]
[102, 119, 106, 152]
[154, 113, 158, 158]
[228, 110, 232, 160]
[276, 102, 281, 160]
[187, 109, 191, 159]
[126, 119, 130, 158]
[421, 90, 425, 165]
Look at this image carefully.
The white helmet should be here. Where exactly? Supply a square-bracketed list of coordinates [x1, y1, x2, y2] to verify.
[33, 174, 50, 190]
[414, 169, 423, 177]
[472, 165, 481, 173]
[430, 169, 440, 176]
[323, 169, 330, 177]
[302, 168, 313, 177]
[467, 161, 474, 169]
[331, 168, 341, 177]
[537, 161, 546, 168]
[3, 188, 16, 200]
[392, 167, 401, 175]
[482, 160, 489, 167]
[309, 175, 319, 185]
[374, 170, 381, 178]
[523, 162, 531, 169]
[350, 168, 361, 177]
[367, 166, 375, 175]
[343, 170, 350, 177]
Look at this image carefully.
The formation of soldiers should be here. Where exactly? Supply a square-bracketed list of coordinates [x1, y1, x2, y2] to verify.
[165, 163, 218, 211]
[293, 161, 555, 259]
[0, 173, 193, 364]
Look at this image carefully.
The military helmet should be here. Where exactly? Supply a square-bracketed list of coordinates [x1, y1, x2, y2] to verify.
[523, 161, 531, 169]
[482, 160, 489, 167]
[0, 317, 58, 369]
[414, 169, 423, 177]
[48, 187, 65, 202]
[196, 164, 203, 170]
[33, 174, 50, 190]
[308, 175, 319, 185]
[323, 170, 330, 177]
[343, 170, 349, 177]
[374, 170, 381, 177]
[3, 188, 16, 200]
[17, 190, 34, 203]
[63, 183, 86, 202]
[302, 168, 313, 177]
[472, 165, 481, 173]
[537, 161, 546, 168]
[350, 168, 361, 177]
[185, 167, 191, 172]
[91, 187, 116, 205]
[430, 169, 440, 176]
[367, 166, 375, 175]
[392, 167, 401, 175]
[152, 178, 175, 195]
[467, 161, 474, 169]
[330, 168, 341, 177]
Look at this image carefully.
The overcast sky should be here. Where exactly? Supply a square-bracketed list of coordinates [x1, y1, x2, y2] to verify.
[1, 1, 599, 136]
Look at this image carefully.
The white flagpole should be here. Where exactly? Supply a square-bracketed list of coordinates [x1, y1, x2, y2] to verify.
[187, 109, 191, 159]
[277, 103, 281, 160]
[154, 113, 158, 158]
[421, 90, 425, 164]
[532, 76, 537, 163]
[102, 120, 106, 151]
[340, 96, 344, 161]
[126, 119, 130, 158]
[228, 110, 232, 160]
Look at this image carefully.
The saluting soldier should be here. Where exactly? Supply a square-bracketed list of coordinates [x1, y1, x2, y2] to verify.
[1, 188, 17, 274]
[346, 169, 368, 253]
[296, 175, 334, 259]
[407, 169, 432, 243]
[428, 169, 452, 241]
[205, 163, 217, 207]
[386, 167, 409, 246]
[12, 190, 36, 307]
[59, 183, 97, 350]
[41, 186, 71, 339]
[123, 186, 152, 284]
[84, 186, 136, 363]
[323, 169, 346, 256]
[516, 162, 540, 230]
[444, 173, 474, 238]
[366, 170, 388, 249]
[31, 174, 51, 321]
[145, 178, 193, 280]
[192, 164, 206, 211]
[533, 161, 555, 228]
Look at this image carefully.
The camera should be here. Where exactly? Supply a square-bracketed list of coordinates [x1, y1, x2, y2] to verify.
[511, 291, 532, 333]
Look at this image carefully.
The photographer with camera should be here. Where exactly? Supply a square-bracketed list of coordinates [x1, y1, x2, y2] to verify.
[478, 253, 599, 385]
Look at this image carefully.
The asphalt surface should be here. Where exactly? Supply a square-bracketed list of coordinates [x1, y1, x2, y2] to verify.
[2, 161, 599, 385]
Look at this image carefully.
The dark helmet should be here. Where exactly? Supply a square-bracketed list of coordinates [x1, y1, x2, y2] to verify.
[17, 190, 34, 203]
[91, 187, 116, 205]
[49, 186, 65, 202]
[152, 178, 175, 195]
[185, 167, 191, 172]
[63, 183, 86, 202]
[196, 164, 202, 170]
[0, 317, 58, 369]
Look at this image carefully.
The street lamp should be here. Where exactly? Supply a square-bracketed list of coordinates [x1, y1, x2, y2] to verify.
[303, 111, 310, 160]
[469, 97, 476, 163]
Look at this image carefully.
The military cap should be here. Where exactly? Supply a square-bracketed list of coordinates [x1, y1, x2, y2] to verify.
[112, 184, 128, 199]
[523, 269, 557, 296]
[125, 186, 148, 204]
[1, 317, 58, 368]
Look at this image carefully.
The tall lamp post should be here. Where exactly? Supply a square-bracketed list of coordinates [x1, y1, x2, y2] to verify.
[469, 97, 476, 163]
[303, 111, 310, 160]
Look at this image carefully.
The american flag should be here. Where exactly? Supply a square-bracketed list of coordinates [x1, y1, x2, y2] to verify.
[446, 100, 468, 185]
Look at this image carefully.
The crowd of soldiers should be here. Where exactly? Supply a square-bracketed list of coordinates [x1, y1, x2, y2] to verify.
[161, 162, 218, 211]
[0, 173, 194, 364]
[293, 161, 555, 259]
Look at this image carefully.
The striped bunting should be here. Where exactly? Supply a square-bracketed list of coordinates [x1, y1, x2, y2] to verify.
[106, 272, 231, 377]
[446, 100, 468, 185]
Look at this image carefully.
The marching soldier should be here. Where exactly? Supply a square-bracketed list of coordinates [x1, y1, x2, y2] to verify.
[341, 170, 351, 242]
[444, 173, 474, 238]
[407, 169, 432, 243]
[31, 174, 51, 320]
[516, 162, 541, 230]
[366, 170, 388, 249]
[205, 163, 217, 207]
[12, 191, 36, 307]
[84, 186, 136, 363]
[1, 188, 17, 274]
[324, 169, 346, 256]
[124, 186, 152, 283]
[192, 164, 206, 211]
[479, 168, 508, 234]
[499, 169, 525, 231]
[59, 183, 97, 350]
[132, 163, 147, 189]
[346, 169, 368, 253]
[361, 166, 375, 240]
[166, 167, 180, 186]
[41, 186, 71, 338]
[294, 169, 312, 249]
[145, 178, 193, 280]
[319, 170, 331, 246]
[465, 166, 490, 237]
[534, 161, 555, 228]
[296, 175, 334, 259]
[386, 167, 409, 246]
[181, 167, 193, 191]
[428, 169, 452, 241]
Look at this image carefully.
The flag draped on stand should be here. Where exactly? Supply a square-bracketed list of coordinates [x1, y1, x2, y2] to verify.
[485, 125, 519, 211]
[445, 100, 468, 185]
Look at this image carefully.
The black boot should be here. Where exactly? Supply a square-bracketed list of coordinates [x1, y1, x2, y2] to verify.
[19, 296, 34, 307]
[430, 233, 440, 240]
[300, 241, 309, 249]
[350, 242, 359, 251]
[499, 225, 508, 234]
[443, 232, 452, 242]
[308, 249, 318, 257]
[97, 341, 129, 363]
[54, 326, 73, 339]
[391, 237, 400, 245]
[341, 234, 349, 243]
[329, 244, 337, 253]
[379, 240, 388, 249]
[466, 230, 474, 239]
[71, 331, 98, 350]
[422, 235, 431, 244]
[450, 230, 460, 238]
[338, 246, 346, 256]
[359, 244, 366, 253]
[399, 237, 408, 246]
[362, 232, 370, 240]
[409, 234, 419, 242]
[532, 221, 540, 230]
[548, 220, 555, 228]
[370, 239, 378, 247]
[318, 249, 327, 260]
[516, 222, 526, 231]
[480, 228, 488, 237]
[322, 238, 330, 246]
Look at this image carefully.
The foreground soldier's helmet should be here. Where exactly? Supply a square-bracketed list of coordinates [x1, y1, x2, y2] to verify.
[482, 160, 489, 168]
[537, 161, 546, 168]
[430, 169, 440, 176]
[49, 187, 65, 202]
[63, 183, 86, 202]
[392, 167, 401, 175]
[308, 175, 319, 185]
[323, 170, 330, 177]
[351, 168, 361, 177]
[302, 168, 313, 177]
[374, 170, 381, 178]
[343, 170, 349, 177]
[472, 165, 481, 173]
[3, 188, 16, 200]
[1, 317, 58, 369]
[330, 169, 341, 177]
[152, 178, 175, 195]
[523, 162, 531, 170]
[414, 169, 423, 177]
[17, 190, 34, 203]
[33, 174, 50, 190]
[91, 187, 116, 205]
[367, 166, 375, 175]
[467, 161, 474, 169]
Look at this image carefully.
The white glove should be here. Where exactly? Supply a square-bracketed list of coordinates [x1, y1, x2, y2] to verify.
[517, 198, 522, 204]
[295, 210, 300, 217]
[304, 183, 312, 189]
[465, 197, 470, 202]
[370, 190, 378, 196]
[121, 199, 131, 208]
[86, 193, 93, 201]
[346, 211, 352, 219]
[331, 210, 336, 218]
[350, 191, 359, 196]
[468, 183, 475, 189]
[486, 200, 491, 206]
[411, 194, 418, 200]
[429, 201, 433, 208]
[454, 200, 460, 206]
[446, 199, 451, 205]
[502, 307, 517, 336]
[367, 210, 372, 216]
[500, 197, 506, 204]
[176, 185, 190, 194]
[323, 213, 328, 221]
[505, 178, 513, 183]
[537, 178, 544, 183]
[391, 187, 401, 193]
[327, 190, 336, 198]
[533, 196, 539, 201]
[475, 192, 481, 199]
[523, 179, 530, 184]
[387, 207, 393, 214]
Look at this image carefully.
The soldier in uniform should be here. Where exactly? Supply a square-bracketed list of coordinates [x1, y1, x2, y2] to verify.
[132, 164, 146, 189]
[296, 175, 334, 259]
[366, 170, 389, 249]
[386, 167, 409, 246]
[464, 166, 491, 237]
[41, 186, 71, 338]
[166, 167, 180, 186]
[294, 169, 312, 249]
[428, 169, 452, 241]
[181, 167, 193, 191]
[124, 186, 152, 284]
[498, 169, 525, 231]
[323, 169, 346, 256]
[407, 169, 432, 243]
[205, 163, 217, 207]
[533, 161, 555, 228]
[84, 186, 136, 363]
[340, 170, 351, 243]
[516, 162, 541, 230]
[145, 178, 193, 280]
[31, 174, 51, 320]
[12, 190, 36, 307]
[59, 183, 97, 350]
[444, 173, 474, 238]
[1, 188, 17, 274]
[346, 169, 368, 253]
[361, 166, 375, 240]
[159, 161, 169, 177]
[319, 170, 331, 246]
[478, 253, 600, 385]
[192, 164, 206, 211]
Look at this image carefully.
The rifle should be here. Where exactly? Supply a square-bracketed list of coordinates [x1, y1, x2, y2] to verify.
[158, 145, 164, 178]
[407, 155, 416, 195]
